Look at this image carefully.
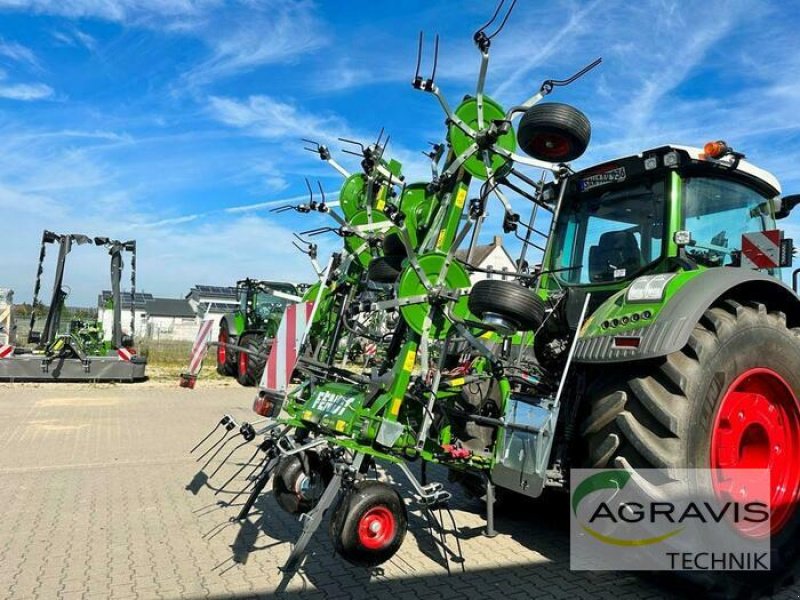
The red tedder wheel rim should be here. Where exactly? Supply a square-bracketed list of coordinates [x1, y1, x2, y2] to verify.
[217, 329, 227, 365]
[357, 506, 396, 550]
[710, 367, 800, 536]
[529, 133, 571, 160]
[238, 350, 248, 377]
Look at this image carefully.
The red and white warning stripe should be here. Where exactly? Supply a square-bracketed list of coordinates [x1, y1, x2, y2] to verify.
[260, 302, 314, 392]
[742, 230, 782, 269]
[117, 347, 134, 361]
[363, 343, 377, 357]
[0, 344, 14, 359]
[187, 319, 215, 376]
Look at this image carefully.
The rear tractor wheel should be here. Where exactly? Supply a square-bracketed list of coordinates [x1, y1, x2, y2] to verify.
[581, 300, 800, 596]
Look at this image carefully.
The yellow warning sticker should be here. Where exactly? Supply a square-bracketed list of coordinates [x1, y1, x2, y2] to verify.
[376, 186, 386, 211]
[335, 420, 347, 432]
[303, 410, 313, 421]
[390, 397, 403, 416]
[449, 377, 465, 388]
[455, 187, 467, 209]
[403, 350, 416, 372]
[436, 230, 446, 249]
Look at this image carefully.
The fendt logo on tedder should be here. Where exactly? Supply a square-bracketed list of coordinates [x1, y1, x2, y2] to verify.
[572, 471, 768, 547]
[570, 469, 771, 571]
[309, 390, 355, 416]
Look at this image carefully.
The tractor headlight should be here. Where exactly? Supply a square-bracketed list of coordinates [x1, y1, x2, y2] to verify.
[626, 274, 675, 303]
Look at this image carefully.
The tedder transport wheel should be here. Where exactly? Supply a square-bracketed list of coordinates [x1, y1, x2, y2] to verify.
[468, 279, 546, 332]
[329, 480, 407, 567]
[517, 102, 590, 163]
[236, 334, 268, 387]
[272, 452, 333, 515]
[581, 300, 800, 596]
[216, 323, 236, 376]
[367, 256, 403, 284]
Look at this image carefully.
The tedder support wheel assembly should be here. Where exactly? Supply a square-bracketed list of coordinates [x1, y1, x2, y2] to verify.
[517, 102, 591, 163]
[216, 324, 236, 376]
[367, 256, 403, 284]
[468, 279, 546, 332]
[273, 452, 333, 515]
[581, 300, 800, 596]
[329, 480, 407, 567]
[236, 334, 268, 387]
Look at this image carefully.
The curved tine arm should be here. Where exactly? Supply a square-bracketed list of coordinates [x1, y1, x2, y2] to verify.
[439, 141, 480, 181]
[432, 86, 477, 139]
[490, 145, 561, 173]
[475, 51, 490, 129]
[373, 163, 404, 186]
[480, 151, 514, 214]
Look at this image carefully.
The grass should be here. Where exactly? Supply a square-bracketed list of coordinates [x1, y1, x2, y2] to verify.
[137, 339, 228, 382]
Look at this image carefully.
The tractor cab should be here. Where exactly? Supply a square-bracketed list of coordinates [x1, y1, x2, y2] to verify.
[237, 279, 299, 331]
[542, 143, 787, 301]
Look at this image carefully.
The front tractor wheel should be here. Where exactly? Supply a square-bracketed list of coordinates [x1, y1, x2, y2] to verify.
[581, 300, 800, 595]
[215, 324, 236, 376]
[236, 334, 268, 387]
[329, 480, 407, 567]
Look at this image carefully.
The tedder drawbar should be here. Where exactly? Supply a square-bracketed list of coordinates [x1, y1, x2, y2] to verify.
[0, 230, 146, 382]
[189, 2, 800, 597]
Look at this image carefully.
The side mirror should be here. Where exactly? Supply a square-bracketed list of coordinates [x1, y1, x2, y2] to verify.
[776, 194, 800, 220]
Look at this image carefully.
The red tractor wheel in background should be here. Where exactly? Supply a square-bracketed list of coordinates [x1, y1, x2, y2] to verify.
[236, 334, 268, 387]
[329, 480, 407, 567]
[216, 323, 236, 376]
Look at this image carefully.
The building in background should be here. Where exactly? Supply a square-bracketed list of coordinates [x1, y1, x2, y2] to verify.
[143, 298, 198, 342]
[455, 235, 517, 284]
[97, 291, 152, 341]
[185, 284, 239, 328]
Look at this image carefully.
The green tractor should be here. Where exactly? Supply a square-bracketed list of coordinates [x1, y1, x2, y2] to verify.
[215, 279, 301, 386]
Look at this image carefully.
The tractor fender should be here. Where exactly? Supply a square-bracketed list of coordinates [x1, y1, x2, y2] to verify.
[573, 268, 800, 364]
[218, 314, 239, 337]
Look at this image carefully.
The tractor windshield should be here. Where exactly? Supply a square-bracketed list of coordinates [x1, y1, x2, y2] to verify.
[549, 178, 667, 285]
[682, 176, 775, 268]
[254, 291, 292, 322]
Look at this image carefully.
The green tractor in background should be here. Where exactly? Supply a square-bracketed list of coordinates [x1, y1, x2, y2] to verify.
[216, 279, 302, 386]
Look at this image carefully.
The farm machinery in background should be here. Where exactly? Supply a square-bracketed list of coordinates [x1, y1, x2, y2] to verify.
[0, 230, 146, 382]
[188, 2, 800, 597]
[0, 288, 15, 348]
[215, 279, 303, 386]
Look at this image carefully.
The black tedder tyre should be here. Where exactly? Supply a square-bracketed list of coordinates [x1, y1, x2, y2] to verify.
[236, 334, 268, 387]
[272, 452, 333, 515]
[367, 256, 403, 284]
[468, 279, 545, 331]
[517, 102, 590, 162]
[216, 322, 236, 376]
[580, 300, 800, 597]
[329, 480, 407, 567]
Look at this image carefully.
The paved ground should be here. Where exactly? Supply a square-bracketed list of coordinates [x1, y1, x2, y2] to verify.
[0, 383, 797, 600]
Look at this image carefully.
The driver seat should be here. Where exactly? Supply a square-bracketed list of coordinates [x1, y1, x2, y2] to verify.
[588, 231, 643, 282]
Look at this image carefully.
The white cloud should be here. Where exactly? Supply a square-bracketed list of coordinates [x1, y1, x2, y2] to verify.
[181, 1, 326, 87]
[208, 94, 351, 144]
[0, 0, 220, 22]
[0, 81, 52, 100]
[0, 38, 40, 68]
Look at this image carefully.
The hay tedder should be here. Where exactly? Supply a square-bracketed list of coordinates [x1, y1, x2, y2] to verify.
[188, 2, 800, 596]
[0, 230, 146, 382]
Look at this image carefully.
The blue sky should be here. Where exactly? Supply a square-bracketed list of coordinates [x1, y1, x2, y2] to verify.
[0, 0, 798, 305]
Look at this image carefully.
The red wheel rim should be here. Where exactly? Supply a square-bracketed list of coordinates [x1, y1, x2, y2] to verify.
[238, 348, 248, 376]
[217, 329, 227, 365]
[529, 133, 571, 159]
[710, 367, 800, 536]
[357, 506, 396, 550]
